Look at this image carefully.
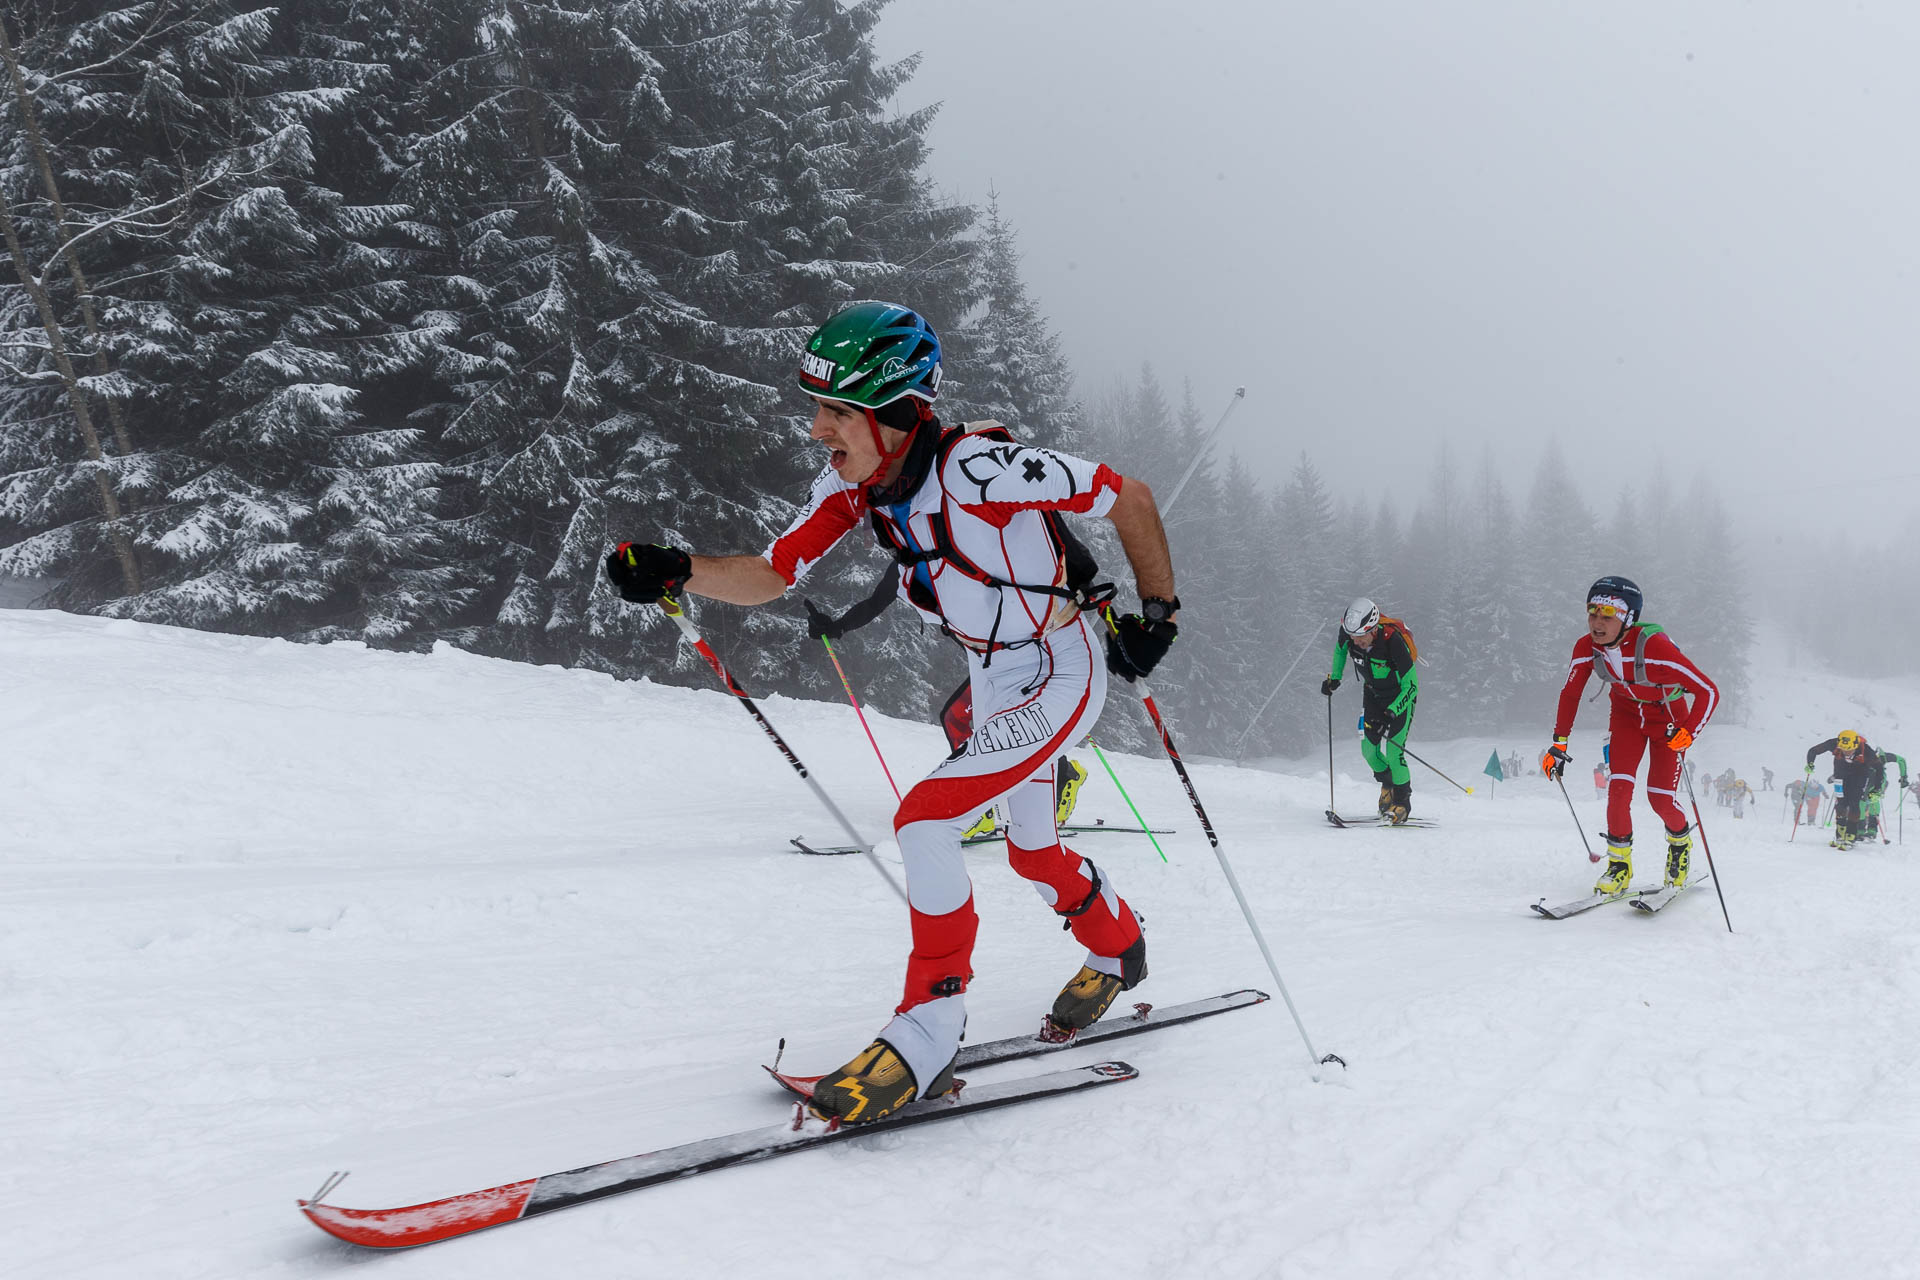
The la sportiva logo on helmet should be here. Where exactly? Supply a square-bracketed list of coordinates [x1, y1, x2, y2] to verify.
[799, 352, 835, 388]
[879, 356, 907, 383]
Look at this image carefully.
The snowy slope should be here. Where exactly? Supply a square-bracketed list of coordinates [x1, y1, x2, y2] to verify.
[2, 609, 1916, 1280]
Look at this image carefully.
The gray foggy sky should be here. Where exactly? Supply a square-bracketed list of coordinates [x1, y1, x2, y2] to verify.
[872, 0, 1920, 543]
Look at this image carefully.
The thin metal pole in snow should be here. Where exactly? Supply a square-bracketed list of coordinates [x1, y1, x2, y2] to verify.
[1325, 689, 1335, 813]
[1233, 619, 1328, 759]
[1683, 769, 1735, 933]
[660, 596, 907, 905]
[1555, 773, 1601, 863]
[1402, 746, 1476, 795]
[1158, 386, 1247, 516]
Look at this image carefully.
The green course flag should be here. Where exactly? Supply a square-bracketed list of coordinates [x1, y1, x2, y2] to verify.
[1485, 750, 1505, 782]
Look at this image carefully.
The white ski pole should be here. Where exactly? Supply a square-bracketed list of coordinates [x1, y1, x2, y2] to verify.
[1101, 611, 1340, 1080]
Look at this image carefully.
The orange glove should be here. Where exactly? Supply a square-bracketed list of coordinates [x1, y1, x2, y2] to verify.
[1542, 741, 1571, 779]
[1668, 727, 1693, 753]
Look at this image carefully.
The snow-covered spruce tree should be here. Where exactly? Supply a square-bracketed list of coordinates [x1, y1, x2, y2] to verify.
[0, 3, 187, 600]
[1455, 449, 1525, 729]
[943, 191, 1080, 452]
[1148, 378, 1232, 738]
[1400, 442, 1480, 734]
[581, 0, 978, 725]
[113, 8, 446, 637]
[380, 0, 695, 665]
[1669, 477, 1750, 718]
[0, 3, 451, 635]
[1207, 453, 1288, 756]
[1266, 451, 1342, 754]
[1517, 441, 1599, 689]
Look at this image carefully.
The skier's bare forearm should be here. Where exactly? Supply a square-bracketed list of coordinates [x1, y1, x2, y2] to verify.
[684, 553, 788, 606]
[1106, 476, 1176, 609]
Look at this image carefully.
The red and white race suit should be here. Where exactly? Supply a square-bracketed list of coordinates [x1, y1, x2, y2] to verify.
[764, 428, 1139, 1088]
[1553, 626, 1718, 843]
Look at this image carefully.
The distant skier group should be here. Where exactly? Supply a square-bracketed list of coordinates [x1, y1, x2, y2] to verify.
[1802, 731, 1908, 850]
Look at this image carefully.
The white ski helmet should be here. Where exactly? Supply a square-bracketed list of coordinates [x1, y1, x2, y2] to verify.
[1342, 597, 1380, 636]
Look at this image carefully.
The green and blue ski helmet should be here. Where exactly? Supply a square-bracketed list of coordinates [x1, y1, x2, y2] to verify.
[798, 302, 942, 409]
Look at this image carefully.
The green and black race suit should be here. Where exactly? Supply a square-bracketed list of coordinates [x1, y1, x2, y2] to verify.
[1329, 624, 1419, 785]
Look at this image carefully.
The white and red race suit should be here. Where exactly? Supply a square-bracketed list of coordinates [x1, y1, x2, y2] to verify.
[1553, 624, 1718, 843]
[763, 425, 1141, 1088]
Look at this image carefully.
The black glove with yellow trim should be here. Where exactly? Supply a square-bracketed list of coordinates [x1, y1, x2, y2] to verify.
[1105, 614, 1178, 681]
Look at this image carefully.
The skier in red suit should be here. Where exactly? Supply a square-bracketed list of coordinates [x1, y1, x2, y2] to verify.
[1541, 576, 1719, 896]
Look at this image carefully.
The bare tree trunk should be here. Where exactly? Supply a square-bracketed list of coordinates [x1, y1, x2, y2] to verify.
[0, 190, 141, 595]
[0, 14, 138, 460]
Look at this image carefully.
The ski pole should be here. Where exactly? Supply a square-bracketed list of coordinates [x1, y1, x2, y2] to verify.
[658, 595, 906, 904]
[1682, 770, 1735, 933]
[1325, 691, 1336, 814]
[1086, 739, 1168, 863]
[1100, 612, 1340, 1079]
[1554, 772, 1600, 863]
[1159, 386, 1246, 515]
[1403, 746, 1475, 795]
[820, 637, 901, 802]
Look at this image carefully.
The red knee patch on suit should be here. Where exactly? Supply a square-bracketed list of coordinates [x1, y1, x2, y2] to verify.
[1007, 840, 1141, 959]
[898, 897, 978, 1013]
[1006, 838, 1083, 893]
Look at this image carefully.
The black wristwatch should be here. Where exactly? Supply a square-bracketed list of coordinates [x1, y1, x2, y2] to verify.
[1141, 595, 1181, 623]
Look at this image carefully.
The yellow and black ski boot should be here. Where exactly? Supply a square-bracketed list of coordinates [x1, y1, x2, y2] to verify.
[963, 806, 999, 841]
[1377, 781, 1395, 817]
[1593, 839, 1633, 896]
[807, 1039, 956, 1126]
[1042, 935, 1147, 1042]
[1055, 758, 1089, 825]
[1664, 827, 1692, 888]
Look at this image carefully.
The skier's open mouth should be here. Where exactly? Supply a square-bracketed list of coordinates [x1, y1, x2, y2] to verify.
[829, 448, 849, 470]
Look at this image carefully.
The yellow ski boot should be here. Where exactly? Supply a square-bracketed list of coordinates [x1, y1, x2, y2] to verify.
[1387, 782, 1413, 826]
[963, 807, 999, 841]
[1664, 828, 1692, 888]
[807, 1039, 956, 1126]
[1054, 758, 1088, 825]
[1593, 841, 1633, 896]
[1042, 935, 1148, 1042]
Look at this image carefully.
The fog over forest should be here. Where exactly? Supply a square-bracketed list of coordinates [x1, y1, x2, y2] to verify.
[876, 0, 1920, 684]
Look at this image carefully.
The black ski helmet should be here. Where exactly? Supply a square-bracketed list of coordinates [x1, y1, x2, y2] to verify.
[1586, 575, 1642, 628]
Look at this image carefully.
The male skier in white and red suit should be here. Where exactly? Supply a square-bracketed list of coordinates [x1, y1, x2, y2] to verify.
[605, 303, 1182, 1124]
[1541, 576, 1719, 897]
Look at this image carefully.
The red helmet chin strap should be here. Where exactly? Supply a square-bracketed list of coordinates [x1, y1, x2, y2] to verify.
[862, 399, 933, 484]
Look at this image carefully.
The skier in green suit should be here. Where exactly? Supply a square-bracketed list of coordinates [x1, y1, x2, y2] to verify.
[1861, 747, 1909, 843]
[1321, 597, 1420, 823]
